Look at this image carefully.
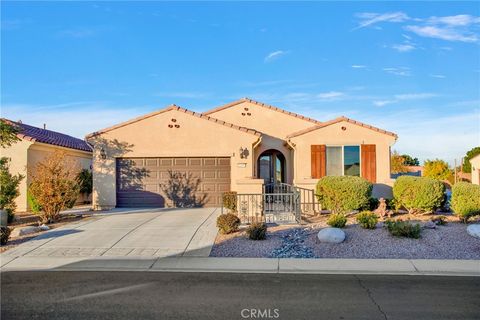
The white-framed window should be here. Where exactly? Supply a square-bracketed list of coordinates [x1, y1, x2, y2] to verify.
[326, 145, 361, 177]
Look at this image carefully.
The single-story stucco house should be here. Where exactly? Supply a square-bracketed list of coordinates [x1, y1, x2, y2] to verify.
[87, 98, 397, 210]
[470, 153, 480, 185]
[0, 119, 93, 212]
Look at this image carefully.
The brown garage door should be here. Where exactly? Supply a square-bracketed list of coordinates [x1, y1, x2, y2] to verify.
[116, 157, 230, 208]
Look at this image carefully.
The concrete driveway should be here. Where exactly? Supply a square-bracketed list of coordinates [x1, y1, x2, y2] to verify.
[2, 208, 220, 262]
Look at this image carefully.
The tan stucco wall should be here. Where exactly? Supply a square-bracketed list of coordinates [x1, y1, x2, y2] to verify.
[208, 101, 316, 184]
[1, 141, 92, 212]
[470, 154, 480, 185]
[88, 108, 261, 210]
[206, 101, 316, 140]
[289, 120, 397, 198]
[0, 139, 33, 212]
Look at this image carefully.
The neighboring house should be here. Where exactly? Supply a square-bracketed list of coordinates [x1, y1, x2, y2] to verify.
[470, 153, 480, 185]
[87, 98, 397, 210]
[391, 165, 423, 179]
[0, 119, 93, 212]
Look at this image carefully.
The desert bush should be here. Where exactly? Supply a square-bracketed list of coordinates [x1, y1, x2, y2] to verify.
[0, 158, 24, 223]
[385, 219, 421, 239]
[246, 222, 267, 240]
[356, 211, 378, 229]
[76, 169, 93, 197]
[222, 192, 237, 213]
[431, 215, 448, 226]
[393, 176, 445, 214]
[28, 151, 80, 223]
[316, 176, 372, 214]
[451, 182, 480, 222]
[1, 226, 11, 245]
[327, 213, 347, 228]
[216, 213, 241, 234]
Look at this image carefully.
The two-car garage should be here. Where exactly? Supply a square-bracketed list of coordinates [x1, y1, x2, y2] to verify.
[116, 157, 231, 208]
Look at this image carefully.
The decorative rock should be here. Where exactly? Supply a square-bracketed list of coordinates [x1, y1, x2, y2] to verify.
[39, 224, 50, 231]
[317, 227, 345, 243]
[423, 221, 436, 229]
[466, 224, 480, 239]
[10, 226, 40, 237]
[271, 228, 314, 258]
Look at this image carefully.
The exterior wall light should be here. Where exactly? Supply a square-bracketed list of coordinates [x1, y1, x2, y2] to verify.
[100, 148, 107, 160]
[239, 147, 249, 159]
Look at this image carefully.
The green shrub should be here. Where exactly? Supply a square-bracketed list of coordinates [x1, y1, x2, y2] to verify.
[365, 198, 379, 211]
[216, 213, 241, 234]
[451, 182, 480, 222]
[385, 219, 421, 239]
[356, 211, 378, 229]
[27, 191, 42, 214]
[316, 176, 372, 214]
[431, 215, 448, 226]
[385, 198, 400, 211]
[393, 176, 445, 214]
[327, 213, 347, 228]
[246, 222, 267, 240]
[222, 192, 237, 213]
[1, 226, 11, 245]
[0, 158, 24, 223]
[76, 169, 93, 196]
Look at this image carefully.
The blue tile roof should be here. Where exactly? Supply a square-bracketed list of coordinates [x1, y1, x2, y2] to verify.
[2, 119, 92, 153]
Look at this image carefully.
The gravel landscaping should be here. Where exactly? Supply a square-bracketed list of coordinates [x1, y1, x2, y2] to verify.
[210, 219, 480, 260]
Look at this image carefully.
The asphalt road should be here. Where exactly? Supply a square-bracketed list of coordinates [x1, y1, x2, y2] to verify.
[1, 271, 479, 320]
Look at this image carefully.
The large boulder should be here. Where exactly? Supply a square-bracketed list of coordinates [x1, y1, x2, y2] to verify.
[466, 224, 480, 239]
[317, 227, 345, 243]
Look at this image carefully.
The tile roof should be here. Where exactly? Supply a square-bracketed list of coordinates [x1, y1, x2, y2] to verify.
[2, 119, 92, 152]
[287, 116, 398, 139]
[202, 97, 322, 125]
[86, 105, 262, 138]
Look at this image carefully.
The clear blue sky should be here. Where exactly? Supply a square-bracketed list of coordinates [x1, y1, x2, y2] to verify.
[2, 1, 479, 164]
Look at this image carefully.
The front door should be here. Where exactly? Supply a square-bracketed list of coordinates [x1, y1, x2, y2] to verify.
[257, 150, 285, 184]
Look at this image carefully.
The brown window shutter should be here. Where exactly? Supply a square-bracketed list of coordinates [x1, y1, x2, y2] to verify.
[361, 144, 376, 183]
[311, 145, 326, 178]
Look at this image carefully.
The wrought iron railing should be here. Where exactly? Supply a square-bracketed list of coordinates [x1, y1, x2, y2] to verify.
[263, 182, 294, 194]
[222, 193, 264, 224]
[222, 188, 302, 224]
[220, 183, 324, 224]
[292, 186, 322, 215]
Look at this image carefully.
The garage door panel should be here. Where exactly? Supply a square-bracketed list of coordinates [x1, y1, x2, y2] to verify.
[145, 159, 158, 167]
[189, 158, 202, 166]
[116, 157, 230, 208]
[218, 158, 230, 166]
[160, 159, 173, 166]
[174, 158, 187, 166]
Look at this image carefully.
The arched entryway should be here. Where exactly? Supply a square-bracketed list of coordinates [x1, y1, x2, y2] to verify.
[257, 149, 285, 184]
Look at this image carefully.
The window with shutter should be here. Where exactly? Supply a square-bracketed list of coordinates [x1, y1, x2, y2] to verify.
[311, 145, 326, 178]
[361, 144, 377, 183]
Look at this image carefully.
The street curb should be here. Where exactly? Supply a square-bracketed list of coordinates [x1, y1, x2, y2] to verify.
[1, 256, 479, 276]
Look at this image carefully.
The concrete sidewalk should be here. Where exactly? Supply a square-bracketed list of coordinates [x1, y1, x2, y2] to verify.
[1, 256, 479, 276]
